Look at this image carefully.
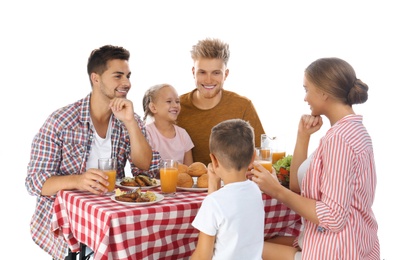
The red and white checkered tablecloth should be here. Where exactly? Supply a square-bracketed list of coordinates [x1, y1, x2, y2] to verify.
[52, 188, 302, 260]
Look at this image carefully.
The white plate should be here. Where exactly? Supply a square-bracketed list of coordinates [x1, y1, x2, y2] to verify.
[116, 179, 160, 190]
[176, 184, 208, 192]
[111, 193, 164, 206]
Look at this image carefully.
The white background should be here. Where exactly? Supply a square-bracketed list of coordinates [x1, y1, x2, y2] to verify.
[1, 1, 401, 259]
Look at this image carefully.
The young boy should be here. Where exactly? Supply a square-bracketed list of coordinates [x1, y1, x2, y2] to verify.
[191, 119, 264, 260]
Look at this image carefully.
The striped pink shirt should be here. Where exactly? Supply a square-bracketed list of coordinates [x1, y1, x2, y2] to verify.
[300, 115, 379, 259]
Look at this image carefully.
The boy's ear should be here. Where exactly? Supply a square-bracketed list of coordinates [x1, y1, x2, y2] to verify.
[247, 150, 257, 170]
[209, 153, 219, 168]
[251, 150, 257, 164]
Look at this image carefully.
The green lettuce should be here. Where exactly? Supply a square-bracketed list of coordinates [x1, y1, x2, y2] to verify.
[273, 155, 292, 172]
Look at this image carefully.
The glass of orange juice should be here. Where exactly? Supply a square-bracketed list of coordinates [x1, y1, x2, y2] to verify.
[272, 151, 286, 164]
[255, 147, 271, 161]
[271, 137, 286, 164]
[159, 159, 179, 196]
[254, 147, 273, 172]
[98, 158, 117, 194]
[254, 160, 273, 172]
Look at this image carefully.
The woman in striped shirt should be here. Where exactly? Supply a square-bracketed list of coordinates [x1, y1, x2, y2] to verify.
[252, 57, 380, 259]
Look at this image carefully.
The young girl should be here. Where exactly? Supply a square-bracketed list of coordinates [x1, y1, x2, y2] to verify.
[143, 83, 194, 165]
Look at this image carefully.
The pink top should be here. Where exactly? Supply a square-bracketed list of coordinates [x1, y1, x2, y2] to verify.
[146, 122, 194, 164]
[301, 115, 379, 259]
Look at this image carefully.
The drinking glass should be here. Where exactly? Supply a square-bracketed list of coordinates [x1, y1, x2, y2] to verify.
[271, 137, 286, 164]
[254, 147, 273, 172]
[159, 159, 179, 196]
[98, 158, 117, 193]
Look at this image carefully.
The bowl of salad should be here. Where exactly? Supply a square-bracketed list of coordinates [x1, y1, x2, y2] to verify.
[273, 155, 292, 188]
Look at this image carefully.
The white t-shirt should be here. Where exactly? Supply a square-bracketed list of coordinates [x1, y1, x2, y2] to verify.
[297, 153, 313, 186]
[145, 122, 194, 164]
[86, 117, 112, 170]
[192, 180, 264, 260]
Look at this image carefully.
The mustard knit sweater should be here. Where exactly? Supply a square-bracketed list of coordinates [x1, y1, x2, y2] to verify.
[177, 89, 265, 165]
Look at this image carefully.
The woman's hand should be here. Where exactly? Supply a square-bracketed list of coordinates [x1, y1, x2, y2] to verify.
[298, 114, 323, 136]
[251, 162, 282, 197]
[245, 162, 254, 180]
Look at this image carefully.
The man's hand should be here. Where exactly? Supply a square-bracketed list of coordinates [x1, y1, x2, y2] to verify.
[109, 98, 135, 124]
[76, 168, 110, 194]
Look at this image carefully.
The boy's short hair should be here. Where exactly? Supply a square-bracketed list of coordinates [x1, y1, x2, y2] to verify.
[209, 119, 254, 171]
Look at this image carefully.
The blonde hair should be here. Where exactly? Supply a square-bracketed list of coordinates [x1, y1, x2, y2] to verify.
[142, 83, 174, 121]
[191, 38, 230, 66]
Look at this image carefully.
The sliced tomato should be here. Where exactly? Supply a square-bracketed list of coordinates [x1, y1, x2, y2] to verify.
[277, 174, 285, 182]
[279, 168, 289, 175]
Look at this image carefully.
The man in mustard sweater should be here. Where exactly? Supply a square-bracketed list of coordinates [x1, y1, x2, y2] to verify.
[177, 38, 265, 165]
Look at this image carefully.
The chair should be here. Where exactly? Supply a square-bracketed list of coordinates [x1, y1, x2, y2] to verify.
[65, 244, 93, 260]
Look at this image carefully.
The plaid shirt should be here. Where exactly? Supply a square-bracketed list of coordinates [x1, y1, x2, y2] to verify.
[25, 93, 160, 260]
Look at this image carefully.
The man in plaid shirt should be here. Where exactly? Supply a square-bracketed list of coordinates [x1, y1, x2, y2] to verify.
[25, 45, 160, 260]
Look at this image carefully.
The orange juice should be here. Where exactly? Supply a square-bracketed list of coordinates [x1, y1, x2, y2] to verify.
[272, 152, 286, 164]
[255, 147, 271, 161]
[160, 168, 179, 193]
[104, 170, 117, 192]
[260, 149, 271, 160]
[254, 160, 273, 172]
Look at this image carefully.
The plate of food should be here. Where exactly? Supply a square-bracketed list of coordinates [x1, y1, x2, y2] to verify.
[116, 174, 160, 190]
[111, 188, 164, 206]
